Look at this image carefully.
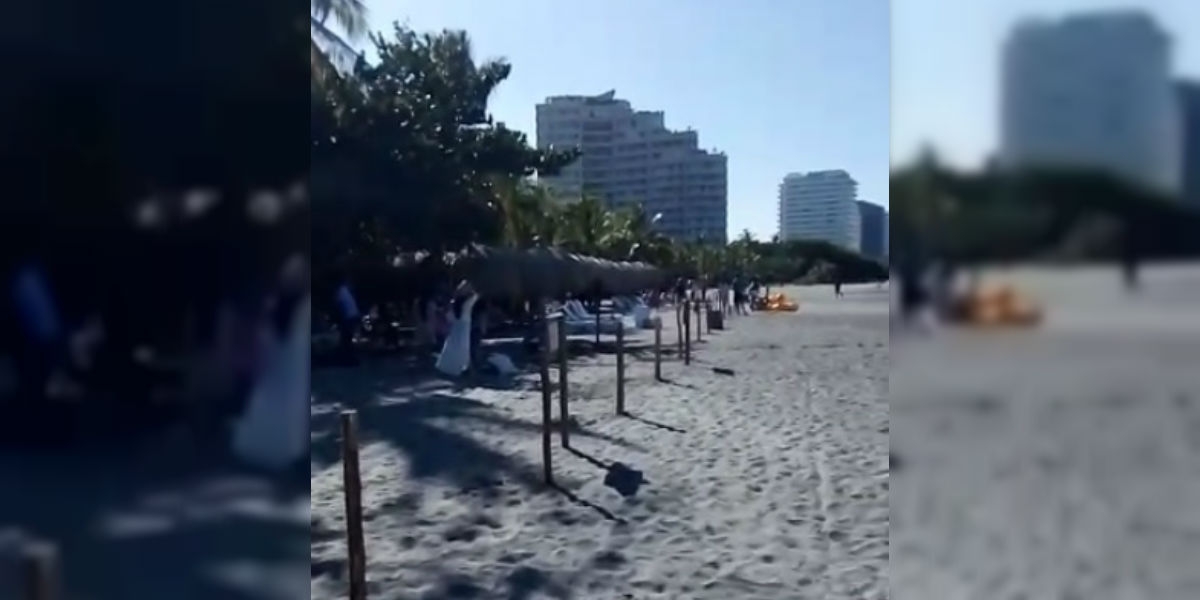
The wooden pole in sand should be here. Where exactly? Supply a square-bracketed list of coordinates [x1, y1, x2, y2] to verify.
[340, 410, 367, 600]
[22, 540, 58, 600]
[555, 313, 570, 448]
[683, 301, 691, 365]
[653, 317, 663, 381]
[538, 306, 554, 484]
[675, 302, 683, 356]
[615, 324, 625, 414]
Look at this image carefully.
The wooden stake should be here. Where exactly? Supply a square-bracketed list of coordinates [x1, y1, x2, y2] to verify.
[593, 300, 600, 346]
[675, 302, 683, 356]
[683, 301, 691, 366]
[556, 314, 569, 448]
[538, 307, 554, 484]
[616, 324, 625, 414]
[653, 317, 663, 381]
[340, 410, 367, 600]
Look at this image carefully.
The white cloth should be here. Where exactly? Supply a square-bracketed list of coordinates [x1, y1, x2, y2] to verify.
[487, 353, 518, 375]
[232, 297, 311, 471]
[436, 293, 479, 376]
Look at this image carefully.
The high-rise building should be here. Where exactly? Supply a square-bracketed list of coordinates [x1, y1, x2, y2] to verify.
[856, 200, 887, 261]
[1177, 80, 1200, 207]
[535, 91, 728, 243]
[999, 11, 1180, 195]
[777, 170, 861, 251]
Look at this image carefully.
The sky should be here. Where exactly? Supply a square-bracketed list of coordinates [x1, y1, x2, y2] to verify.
[892, 0, 1200, 171]
[358, 0, 889, 241]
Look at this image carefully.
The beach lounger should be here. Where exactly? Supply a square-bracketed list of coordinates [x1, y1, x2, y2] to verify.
[614, 296, 654, 328]
[544, 302, 602, 336]
[579, 299, 639, 332]
[565, 300, 634, 334]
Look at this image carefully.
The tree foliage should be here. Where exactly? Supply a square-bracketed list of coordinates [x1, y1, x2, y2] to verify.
[890, 154, 1200, 269]
[312, 23, 579, 273]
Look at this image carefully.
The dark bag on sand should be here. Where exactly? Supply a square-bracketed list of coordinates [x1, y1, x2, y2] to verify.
[603, 462, 645, 497]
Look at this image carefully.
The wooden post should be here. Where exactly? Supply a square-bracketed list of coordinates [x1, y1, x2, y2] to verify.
[705, 301, 712, 334]
[616, 323, 625, 414]
[22, 541, 58, 600]
[556, 313, 569, 448]
[653, 317, 663, 381]
[538, 307, 554, 484]
[683, 301, 691, 365]
[340, 410, 367, 600]
[675, 302, 683, 356]
[695, 301, 703, 342]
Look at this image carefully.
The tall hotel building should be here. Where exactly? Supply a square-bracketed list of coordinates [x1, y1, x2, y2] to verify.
[536, 91, 728, 243]
[777, 170, 861, 252]
[999, 11, 1180, 195]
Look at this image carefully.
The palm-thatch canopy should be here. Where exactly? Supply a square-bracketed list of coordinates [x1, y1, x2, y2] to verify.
[448, 244, 665, 298]
[324, 244, 666, 309]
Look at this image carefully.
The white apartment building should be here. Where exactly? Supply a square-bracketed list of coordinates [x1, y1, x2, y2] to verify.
[536, 91, 728, 243]
[777, 170, 861, 252]
[999, 11, 1180, 195]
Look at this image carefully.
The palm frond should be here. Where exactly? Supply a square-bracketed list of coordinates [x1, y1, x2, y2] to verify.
[311, 0, 369, 42]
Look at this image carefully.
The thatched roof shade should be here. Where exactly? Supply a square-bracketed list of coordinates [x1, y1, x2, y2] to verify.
[425, 245, 668, 299]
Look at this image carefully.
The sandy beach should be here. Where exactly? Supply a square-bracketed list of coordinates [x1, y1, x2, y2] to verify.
[311, 284, 889, 599]
[891, 264, 1200, 598]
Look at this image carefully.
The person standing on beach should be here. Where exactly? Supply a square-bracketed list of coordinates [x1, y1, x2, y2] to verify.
[732, 278, 747, 315]
[333, 274, 361, 365]
[436, 280, 479, 377]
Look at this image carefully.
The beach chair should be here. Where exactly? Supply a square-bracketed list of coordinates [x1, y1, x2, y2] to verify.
[554, 307, 596, 336]
[565, 300, 633, 334]
[614, 296, 654, 328]
[545, 302, 600, 336]
[582, 299, 639, 332]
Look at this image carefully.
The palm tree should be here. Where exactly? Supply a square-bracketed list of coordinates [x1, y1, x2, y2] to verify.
[603, 204, 672, 262]
[491, 177, 561, 249]
[557, 195, 611, 255]
[311, 0, 368, 86]
[728, 229, 760, 276]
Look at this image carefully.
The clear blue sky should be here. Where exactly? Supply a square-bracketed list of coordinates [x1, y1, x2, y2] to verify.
[361, 0, 889, 241]
[893, 0, 1200, 170]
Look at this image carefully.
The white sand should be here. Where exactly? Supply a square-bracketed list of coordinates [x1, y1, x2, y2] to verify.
[891, 264, 1200, 598]
[311, 284, 889, 599]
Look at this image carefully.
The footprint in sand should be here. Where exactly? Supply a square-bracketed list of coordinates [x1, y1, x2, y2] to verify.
[591, 549, 628, 570]
[443, 524, 480, 543]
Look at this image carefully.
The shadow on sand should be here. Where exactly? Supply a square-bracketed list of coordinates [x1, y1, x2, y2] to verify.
[310, 390, 641, 487]
[657, 377, 698, 391]
[620, 411, 687, 433]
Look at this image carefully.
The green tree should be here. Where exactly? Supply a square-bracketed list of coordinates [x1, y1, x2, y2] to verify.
[492, 177, 561, 249]
[311, 23, 579, 272]
[556, 195, 611, 255]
